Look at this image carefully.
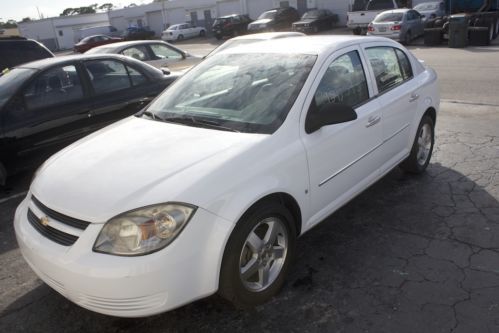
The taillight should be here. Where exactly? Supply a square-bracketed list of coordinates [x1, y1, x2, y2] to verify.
[391, 25, 402, 31]
[368, 24, 374, 32]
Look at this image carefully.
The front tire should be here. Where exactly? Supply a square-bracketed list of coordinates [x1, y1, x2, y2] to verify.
[400, 115, 435, 174]
[219, 203, 296, 308]
[199, 30, 206, 37]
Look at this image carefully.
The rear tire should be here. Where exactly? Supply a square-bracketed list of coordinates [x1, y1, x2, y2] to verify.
[199, 30, 206, 37]
[177, 34, 184, 41]
[400, 115, 435, 174]
[215, 33, 222, 40]
[219, 203, 296, 308]
[353, 27, 361, 35]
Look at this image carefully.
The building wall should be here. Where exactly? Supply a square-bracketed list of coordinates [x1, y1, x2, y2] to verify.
[217, 0, 241, 16]
[317, 0, 349, 25]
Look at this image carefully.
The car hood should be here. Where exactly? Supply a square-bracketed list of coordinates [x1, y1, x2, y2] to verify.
[31, 117, 266, 223]
[249, 19, 273, 26]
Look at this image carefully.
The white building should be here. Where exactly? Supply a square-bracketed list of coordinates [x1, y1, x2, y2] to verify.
[18, 0, 353, 51]
[17, 13, 109, 51]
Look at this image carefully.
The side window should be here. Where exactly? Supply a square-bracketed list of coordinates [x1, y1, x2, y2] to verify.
[85, 60, 132, 94]
[314, 50, 369, 110]
[366, 47, 404, 93]
[121, 46, 149, 61]
[150, 44, 183, 60]
[126, 65, 147, 86]
[395, 49, 413, 80]
[23, 65, 84, 110]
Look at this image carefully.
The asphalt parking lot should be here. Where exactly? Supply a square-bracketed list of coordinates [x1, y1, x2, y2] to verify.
[1, 32, 499, 332]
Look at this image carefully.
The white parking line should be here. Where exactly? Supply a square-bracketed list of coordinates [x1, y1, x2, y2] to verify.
[0, 191, 28, 204]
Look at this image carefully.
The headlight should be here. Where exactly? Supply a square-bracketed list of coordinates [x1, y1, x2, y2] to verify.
[93, 203, 196, 256]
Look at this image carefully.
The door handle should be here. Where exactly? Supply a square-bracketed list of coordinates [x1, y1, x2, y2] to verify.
[366, 115, 381, 128]
[409, 93, 419, 102]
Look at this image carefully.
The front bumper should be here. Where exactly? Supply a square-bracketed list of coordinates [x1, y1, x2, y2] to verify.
[14, 195, 233, 317]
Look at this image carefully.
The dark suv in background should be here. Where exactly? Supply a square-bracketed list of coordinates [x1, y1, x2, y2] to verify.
[0, 36, 54, 72]
[248, 7, 300, 32]
[212, 14, 253, 39]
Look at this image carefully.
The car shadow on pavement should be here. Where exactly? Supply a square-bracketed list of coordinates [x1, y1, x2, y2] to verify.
[2, 153, 499, 332]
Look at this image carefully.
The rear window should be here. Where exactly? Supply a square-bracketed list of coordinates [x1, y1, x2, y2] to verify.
[367, 0, 396, 10]
[374, 12, 404, 22]
[0, 41, 53, 72]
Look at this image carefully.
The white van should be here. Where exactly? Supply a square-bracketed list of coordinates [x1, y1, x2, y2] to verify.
[77, 25, 120, 40]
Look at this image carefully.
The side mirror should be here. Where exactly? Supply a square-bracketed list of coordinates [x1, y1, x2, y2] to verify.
[305, 102, 357, 134]
[161, 67, 171, 75]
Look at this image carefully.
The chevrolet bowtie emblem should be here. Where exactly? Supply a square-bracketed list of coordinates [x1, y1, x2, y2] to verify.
[40, 216, 50, 227]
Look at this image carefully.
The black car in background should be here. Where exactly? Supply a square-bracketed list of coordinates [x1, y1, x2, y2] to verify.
[0, 36, 54, 72]
[247, 7, 300, 32]
[212, 14, 253, 39]
[123, 27, 155, 40]
[0, 54, 176, 185]
[292, 9, 339, 33]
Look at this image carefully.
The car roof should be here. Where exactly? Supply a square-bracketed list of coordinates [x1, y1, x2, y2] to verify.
[222, 35, 397, 56]
[230, 32, 305, 41]
[88, 40, 178, 53]
[16, 53, 148, 70]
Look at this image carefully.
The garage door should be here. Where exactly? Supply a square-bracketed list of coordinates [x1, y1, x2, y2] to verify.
[147, 11, 164, 36]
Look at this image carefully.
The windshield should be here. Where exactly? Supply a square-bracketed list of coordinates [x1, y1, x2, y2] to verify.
[0, 68, 36, 108]
[374, 12, 404, 22]
[302, 10, 321, 19]
[367, 0, 396, 10]
[258, 11, 277, 20]
[144, 53, 316, 134]
[414, 2, 439, 10]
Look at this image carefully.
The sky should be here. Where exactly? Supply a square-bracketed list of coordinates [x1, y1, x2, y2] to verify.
[0, 0, 148, 22]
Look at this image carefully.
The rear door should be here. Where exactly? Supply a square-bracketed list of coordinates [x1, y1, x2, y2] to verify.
[361, 44, 420, 174]
[2, 63, 92, 167]
[82, 58, 157, 130]
[300, 46, 384, 228]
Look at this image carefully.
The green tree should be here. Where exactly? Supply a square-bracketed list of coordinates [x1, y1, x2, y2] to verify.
[99, 3, 114, 11]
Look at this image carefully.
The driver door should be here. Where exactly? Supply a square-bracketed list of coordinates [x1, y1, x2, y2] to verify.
[300, 47, 384, 228]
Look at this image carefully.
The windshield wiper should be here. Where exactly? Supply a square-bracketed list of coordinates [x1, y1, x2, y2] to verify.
[138, 110, 166, 121]
[164, 115, 240, 132]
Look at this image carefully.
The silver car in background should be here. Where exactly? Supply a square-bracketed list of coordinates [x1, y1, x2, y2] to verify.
[367, 9, 425, 45]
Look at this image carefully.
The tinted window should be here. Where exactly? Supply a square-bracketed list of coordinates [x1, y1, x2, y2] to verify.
[366, 47, 404, 93]
[122, 46, 149, 61]
[374, 12, 404, 22]
[395, 49, 413, 80]
[150, 44, 183, 60]
[23, 65, 83, 110]
[367, 0, 396, 10]
[314, 51, 369, 109]
[85, 60, 132, 94]
[126, 65, 147, 86]
[0, 68, 36, 109]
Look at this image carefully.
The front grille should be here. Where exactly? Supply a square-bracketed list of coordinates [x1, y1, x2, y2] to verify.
[32, 196, 90, 230]
[27, 209, 78, 246]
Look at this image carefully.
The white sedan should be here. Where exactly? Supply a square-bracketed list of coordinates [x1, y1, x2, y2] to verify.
[161, 23, 206, 42]
[14, 36, 439, 317]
